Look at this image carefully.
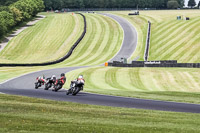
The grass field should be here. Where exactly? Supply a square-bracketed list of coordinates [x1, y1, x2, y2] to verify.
[110, 10, 200, 63]
[58, 13, 123, 66]
[64, 67, 200, 104]
[0, 13, 83, 63]
[0, 13, 123, 66]
[1, 94, 200, 133]
[0, 10, 200, 132]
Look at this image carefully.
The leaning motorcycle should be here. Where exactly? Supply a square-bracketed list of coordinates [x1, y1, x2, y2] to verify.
[53, 79, 63, 92]
[35, 77, 45, 89]
[66, 79, 84, 96]
[44, 77, 56, 90]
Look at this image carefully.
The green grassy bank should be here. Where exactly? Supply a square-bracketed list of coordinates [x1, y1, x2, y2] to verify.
[110, 10, 200, 63]
[64, 67, 200, 104]
[1, 94, 200, 133]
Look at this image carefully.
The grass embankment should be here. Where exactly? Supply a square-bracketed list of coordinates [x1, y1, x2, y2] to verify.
[1, 94, 200, 133]
[110, 10, 200, 63]
[64, 67, 200, 104]
[0, 12, 83, 63]
[149, 10, 200, 63]
[142, 10, 200, 63]
[0, 13, 123, 66]
[0, 13, 123, 82]
[58, 13, 123, 66]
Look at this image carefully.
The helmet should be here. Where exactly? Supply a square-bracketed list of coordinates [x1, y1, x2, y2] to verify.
[78, 75, 83, 79]
[61, 73, 65, 77]
[51, 75, 56, 78]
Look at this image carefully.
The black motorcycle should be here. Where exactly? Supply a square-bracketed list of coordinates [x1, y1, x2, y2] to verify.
[66, 80, 84, 96]
[35, 77, 45, 89]
[44, 77, 56, 90]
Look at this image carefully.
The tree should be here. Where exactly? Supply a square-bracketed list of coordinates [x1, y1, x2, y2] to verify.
[167, 0, 180, 8]
[198, 1, 200, 8]
[10, 7, 22, 23]
[188, 0, 196, 8]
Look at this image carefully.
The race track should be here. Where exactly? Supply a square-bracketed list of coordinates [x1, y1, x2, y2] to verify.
[1, 13, 200, 114]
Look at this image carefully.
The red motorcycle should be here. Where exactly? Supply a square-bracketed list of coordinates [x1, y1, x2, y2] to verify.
[35, 76, 46, 89]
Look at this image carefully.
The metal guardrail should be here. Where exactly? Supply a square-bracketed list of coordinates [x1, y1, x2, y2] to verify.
[0, 13, 87, 67]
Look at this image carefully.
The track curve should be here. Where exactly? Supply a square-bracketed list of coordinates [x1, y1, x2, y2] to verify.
[1, 13, 200, 114]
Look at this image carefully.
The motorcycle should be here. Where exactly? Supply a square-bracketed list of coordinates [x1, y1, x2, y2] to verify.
[35, 77, 46, 89]
[53, 79, 63, 92]
[44, 77, 56, 90]
[66, 79, 84, 96]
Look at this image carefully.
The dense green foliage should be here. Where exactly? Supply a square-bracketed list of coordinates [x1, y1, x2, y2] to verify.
[198, 1, 200, 7]
[0, 0, 18, 6]
[188, 0, 197, 8]
[43, 0, 184, 10]
[167, 0, 180, 9]
[0, 0, 44, 39]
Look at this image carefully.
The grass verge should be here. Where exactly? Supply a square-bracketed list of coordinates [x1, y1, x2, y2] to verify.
[1, 94, 200, 133]
[64, 67, 200, 104]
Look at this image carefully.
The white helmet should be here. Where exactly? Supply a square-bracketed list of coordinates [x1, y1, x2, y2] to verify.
[78, 75, 83, 79]
[51, 75, 56, 78]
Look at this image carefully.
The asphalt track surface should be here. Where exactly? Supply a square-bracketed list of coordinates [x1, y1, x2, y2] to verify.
[1, 14, 200, 114]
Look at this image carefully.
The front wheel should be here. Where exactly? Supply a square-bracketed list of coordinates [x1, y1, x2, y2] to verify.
[44, 83, 51, 90]
[72, 87, 81, 96]
[35, 82, 40, 89]
[54, 84, 62, 92]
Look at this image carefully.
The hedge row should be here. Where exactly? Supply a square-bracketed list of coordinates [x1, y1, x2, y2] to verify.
[0, 0, 44, 38]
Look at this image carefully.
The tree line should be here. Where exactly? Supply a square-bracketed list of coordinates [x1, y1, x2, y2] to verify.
[188, 0, 200, 8]
[0, 0, 44, 38]
[43, 0, 185, 10]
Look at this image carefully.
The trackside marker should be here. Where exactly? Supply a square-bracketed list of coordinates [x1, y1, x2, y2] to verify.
[105, 62, 108, 66]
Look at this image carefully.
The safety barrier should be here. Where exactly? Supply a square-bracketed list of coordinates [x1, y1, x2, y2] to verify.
[144, 21, 151, 61]
[108, 60, 200, 68]
[0, 13, 86, 67]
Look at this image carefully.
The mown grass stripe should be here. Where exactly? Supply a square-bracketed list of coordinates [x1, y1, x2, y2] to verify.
[0, 13, 79, 63]
[58, 14, 96, 66]
[152, 21, 179, 38]
[74, 15, 107, 66]
[65, 14, 103, 66]
[128, 68, 146, 91]
[150, 18, 200, 59]
[89, 67, 119, 91]
[170, 31, 200, 60]
[153, 20, 174, 32]
[159, 21, 200, 60]
[151, 20, 194, 51]
[105, 68, 128, 90]
[91, 15, 122, 65]
[152, 18, 199, 48]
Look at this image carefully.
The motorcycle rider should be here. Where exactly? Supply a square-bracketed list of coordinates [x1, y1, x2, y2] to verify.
[37, 75, 46, 84]
[35, 75, 46, 89]
[53, 73, 66, 91]
[44, 75, 56, 90]
[47, 75, 56, 83]
[66, 75, 85, 95]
